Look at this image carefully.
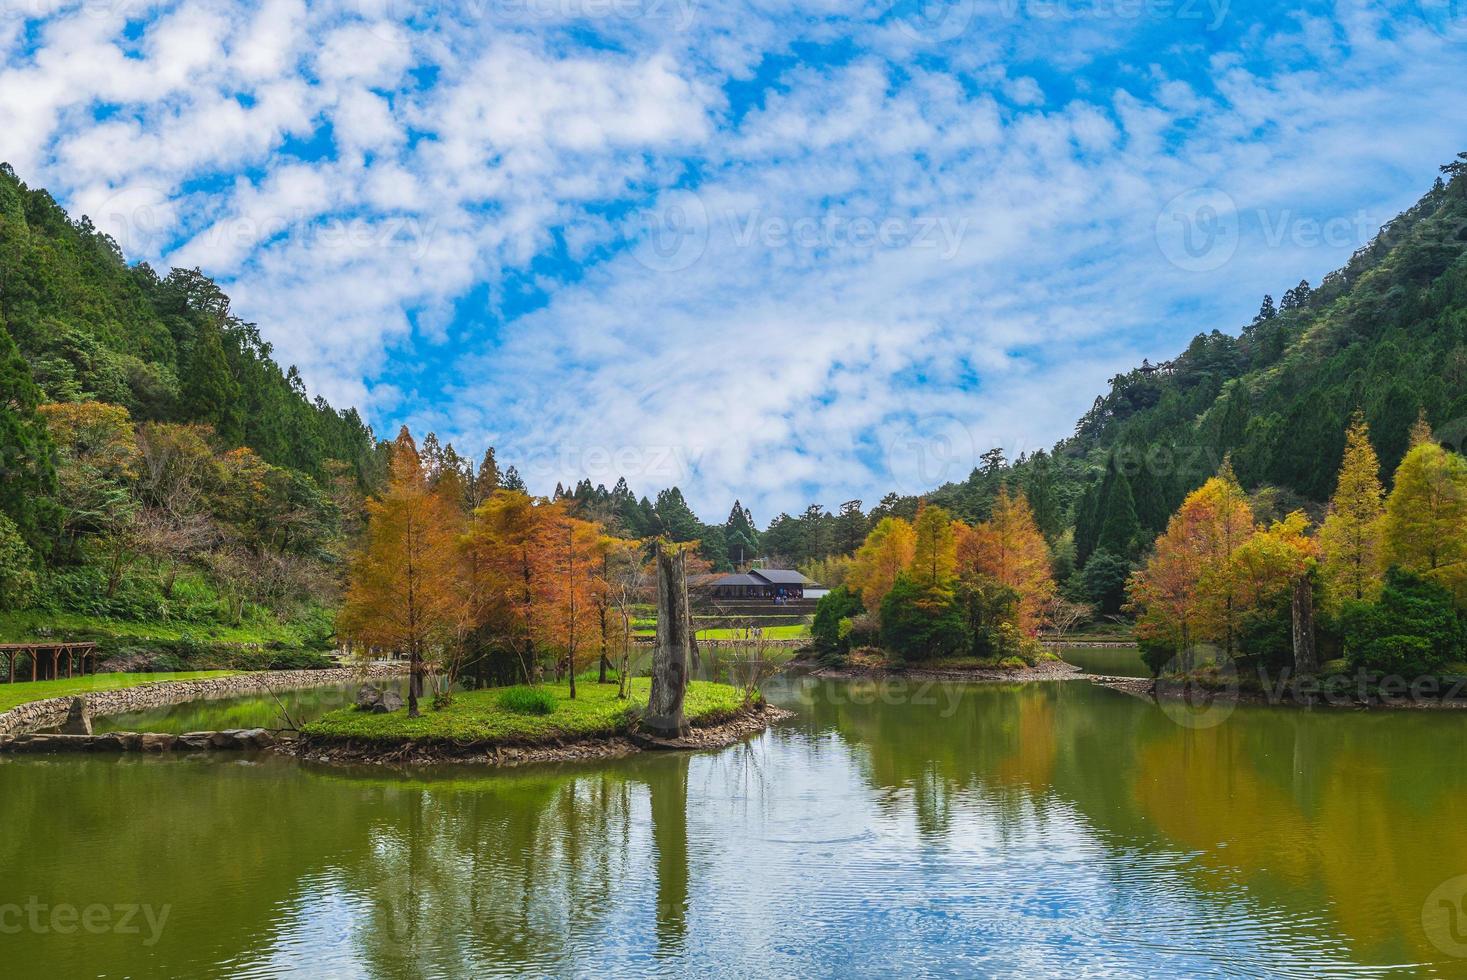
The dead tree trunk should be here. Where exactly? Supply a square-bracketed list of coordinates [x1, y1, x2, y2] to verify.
[1292, 574, 1317, 676]
[645, 542, 691, 738]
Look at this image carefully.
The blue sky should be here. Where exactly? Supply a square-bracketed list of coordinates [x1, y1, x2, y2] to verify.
[2, 0, 1465, 522]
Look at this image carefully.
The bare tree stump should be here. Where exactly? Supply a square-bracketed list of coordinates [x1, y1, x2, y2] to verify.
[645, 542, 691, 738]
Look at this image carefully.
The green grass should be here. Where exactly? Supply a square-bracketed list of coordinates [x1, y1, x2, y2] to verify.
[304, 677, 750, 745]
[0, 671, 245, 714]
[632, 624, 812, 640]
[498, 686, 558, 716]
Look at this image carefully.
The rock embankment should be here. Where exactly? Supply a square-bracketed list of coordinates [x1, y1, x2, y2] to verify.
[0, 664, 408, 736]
[0, 729, 280, 754]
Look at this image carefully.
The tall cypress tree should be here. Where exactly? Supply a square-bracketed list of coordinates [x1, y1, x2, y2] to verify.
[1096, 468, 1142, 558]
[1130, 454, 1170, 533]
[0, 321, 58, 551]
[182, 321, 243, 445]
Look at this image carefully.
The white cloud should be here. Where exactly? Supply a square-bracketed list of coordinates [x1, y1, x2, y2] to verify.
[3, 0, 1465, 520]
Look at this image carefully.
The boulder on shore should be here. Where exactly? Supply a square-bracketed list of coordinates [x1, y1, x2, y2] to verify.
[356, 685, 405, 714]
[59, 697, 93, 736]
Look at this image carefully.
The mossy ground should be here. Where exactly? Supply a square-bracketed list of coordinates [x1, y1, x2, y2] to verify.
[303, 678, 751, 745]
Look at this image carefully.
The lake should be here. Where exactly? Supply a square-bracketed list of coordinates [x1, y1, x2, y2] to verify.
[4, 675, 1466, 976]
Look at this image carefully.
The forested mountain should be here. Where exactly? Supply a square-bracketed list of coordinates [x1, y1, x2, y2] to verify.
[0, 163, 380, 659]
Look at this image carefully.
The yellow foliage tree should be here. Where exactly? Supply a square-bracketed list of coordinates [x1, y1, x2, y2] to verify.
[1317, 412, 1385, 605]
[908, 503, 957, 591]
[848, 516, 916, 612]
[1231, 510, 1315, 612]
[1382, 423, 1467, 603]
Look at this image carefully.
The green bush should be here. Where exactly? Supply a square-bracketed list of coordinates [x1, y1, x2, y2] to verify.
[498, 685, 558, 716]
[880, 574, 966, 661]
[1341, 568, 1465, 675]
[812, 585, 863, 655]
[0, 513, 37, 610]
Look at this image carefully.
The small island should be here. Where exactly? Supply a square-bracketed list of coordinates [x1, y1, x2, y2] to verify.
[298, 678, 783, 766]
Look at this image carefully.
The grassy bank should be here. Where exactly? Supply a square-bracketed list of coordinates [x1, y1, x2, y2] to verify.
[0, 671, 243, 714]
[304, 678, 751, 745]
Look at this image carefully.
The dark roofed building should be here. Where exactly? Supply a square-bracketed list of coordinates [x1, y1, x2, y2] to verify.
[704, 568, 820, 599]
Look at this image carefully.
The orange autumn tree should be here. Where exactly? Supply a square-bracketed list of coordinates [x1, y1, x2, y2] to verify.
[339, 428, 466, 717]
[537, 513, 606, 699]
[1129, 464, 1255, 665]
[462, 488, 559, 683]
[848, 516, 916, 613]
[958, 486, 1055, 634]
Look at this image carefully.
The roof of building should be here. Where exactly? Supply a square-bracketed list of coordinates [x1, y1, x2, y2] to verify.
[749, 568, 816, 585]
[706, 573, 765, 588]
[703, 568, 822, 588]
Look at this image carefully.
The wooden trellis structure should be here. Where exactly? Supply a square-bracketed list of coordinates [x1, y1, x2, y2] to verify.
[0, 642, 99, 683]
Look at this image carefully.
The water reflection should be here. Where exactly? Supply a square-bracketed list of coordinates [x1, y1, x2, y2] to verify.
[3, 678, 1466, 975]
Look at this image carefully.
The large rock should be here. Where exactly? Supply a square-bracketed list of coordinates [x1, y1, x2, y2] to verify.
[139, 733, 176, 752]
[357, 685, 402, 712]
[371, 691, 404, 714]
[59, 697, 92, 736]
[235, 728, 276, 749]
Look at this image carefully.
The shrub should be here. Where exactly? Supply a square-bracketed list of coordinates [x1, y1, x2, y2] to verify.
[1341, 568, 1465, 675]
[0, 513, 37, 610]
[812, 585, 864, 655]
[498, 685, 557, 716]
[880, 574, 966, 661]
[1078, 549, 1133, 616]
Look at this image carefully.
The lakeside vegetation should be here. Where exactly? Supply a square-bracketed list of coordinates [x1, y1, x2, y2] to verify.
[303, 678, 747, 745]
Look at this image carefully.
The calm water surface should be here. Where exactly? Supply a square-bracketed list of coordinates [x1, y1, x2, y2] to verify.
[4, 676, 1467, 977]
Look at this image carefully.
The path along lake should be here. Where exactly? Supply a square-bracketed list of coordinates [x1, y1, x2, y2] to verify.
[4, 669, 1467, 977]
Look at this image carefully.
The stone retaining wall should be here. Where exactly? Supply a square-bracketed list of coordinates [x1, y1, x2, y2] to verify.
[0, 729, 279, 754]
[0, 664, 408, 737]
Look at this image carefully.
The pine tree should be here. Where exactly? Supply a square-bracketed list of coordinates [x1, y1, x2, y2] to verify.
[471, 448, 500, 507]
[1023, 450, 1061, 538]
[723, 499, 758, 566]
[835, 499, 867, 555]
[0, 322, 58, 551]
[1318, 412, 1386, 604]
[501, 465, 526, 492]
[1096, 468, 1141, 558]
[1130, 454, 1170, 533]
[181, 321, 243, 445]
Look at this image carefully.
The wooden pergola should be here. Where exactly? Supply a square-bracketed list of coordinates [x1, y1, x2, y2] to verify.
[0, 642, 99, 683]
